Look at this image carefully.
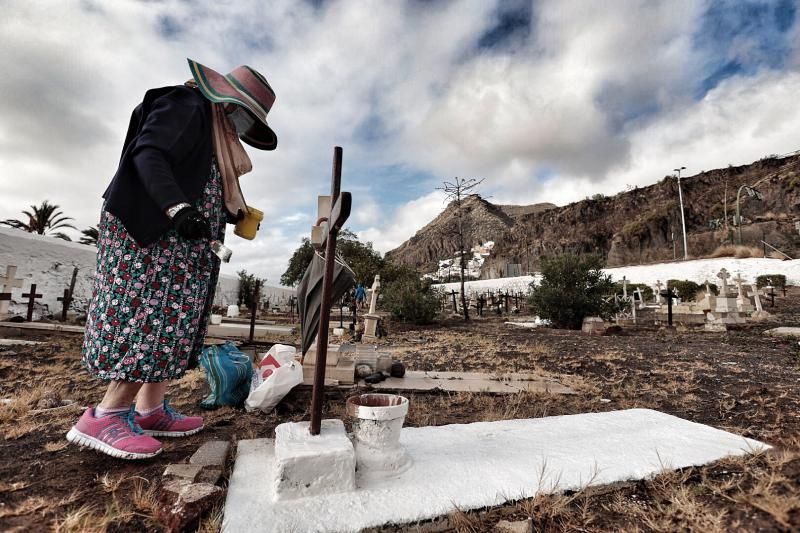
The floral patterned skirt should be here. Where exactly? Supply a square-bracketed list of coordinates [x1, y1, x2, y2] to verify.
[81, 162, 226, 382]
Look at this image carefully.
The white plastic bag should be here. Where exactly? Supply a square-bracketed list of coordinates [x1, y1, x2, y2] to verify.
[245, 344, 302, 413]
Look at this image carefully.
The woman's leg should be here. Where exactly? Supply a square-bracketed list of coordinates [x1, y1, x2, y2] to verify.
[99, 380, 145, 409]
[135, 381, 168, 412]
[134, 381, 204, 437]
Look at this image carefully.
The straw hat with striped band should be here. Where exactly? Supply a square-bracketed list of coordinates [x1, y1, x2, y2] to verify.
[187, 58, 278, 151]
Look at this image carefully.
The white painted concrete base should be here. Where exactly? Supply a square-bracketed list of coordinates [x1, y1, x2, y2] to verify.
[224, 409, 767, 533]
[273, 419, 355, 500]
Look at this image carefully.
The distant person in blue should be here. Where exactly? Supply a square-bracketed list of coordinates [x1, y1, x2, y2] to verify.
[355, 283, 367, 309]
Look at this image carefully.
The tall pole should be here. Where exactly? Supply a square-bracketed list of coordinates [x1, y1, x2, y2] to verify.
[736, 185, 744, 246]
[674, 167, 688, 260]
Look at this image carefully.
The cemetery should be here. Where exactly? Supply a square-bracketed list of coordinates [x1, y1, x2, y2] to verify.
[1, 147, 799, 531]
[4, 3, 800, 532]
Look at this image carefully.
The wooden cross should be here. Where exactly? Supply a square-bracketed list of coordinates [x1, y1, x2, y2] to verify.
[57, 289, 72, 322]
[660, 288, 677, 326]
[309, 146, 352, 436]
[22, 283, 43, 322]
[248, 279, 261, 343]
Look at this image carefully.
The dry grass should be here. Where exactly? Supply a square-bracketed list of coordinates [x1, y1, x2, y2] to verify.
[197, 505, 224, 533]
[707, 244, 763, 258]
[0, 496, 49, 519]
[44, 440, 69, 452]
[53, 504, 103, 533]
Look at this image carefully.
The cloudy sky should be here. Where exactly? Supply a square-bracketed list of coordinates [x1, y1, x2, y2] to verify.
[2, 0, 799, 285]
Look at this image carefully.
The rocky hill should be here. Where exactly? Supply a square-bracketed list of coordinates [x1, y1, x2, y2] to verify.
[385, 154, 800, 276]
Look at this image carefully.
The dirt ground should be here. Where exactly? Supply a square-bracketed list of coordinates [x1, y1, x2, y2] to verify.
[1, 289, 799, 532]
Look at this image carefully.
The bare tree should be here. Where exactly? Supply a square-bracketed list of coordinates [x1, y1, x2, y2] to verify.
[437, 177, 484, 321]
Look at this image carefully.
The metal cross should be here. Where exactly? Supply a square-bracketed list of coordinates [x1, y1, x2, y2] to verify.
[57, 289, 72, 322]
[22, 283, 43, 322]
[309, 146, 352, 436]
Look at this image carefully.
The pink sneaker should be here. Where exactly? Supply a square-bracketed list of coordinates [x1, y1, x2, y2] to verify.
[135, 400, 204, 437]
[66, 407, 162, 460]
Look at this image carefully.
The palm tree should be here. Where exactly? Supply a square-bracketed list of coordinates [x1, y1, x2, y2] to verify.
[1, 200, 77, 239]
[79, 226, 99, 246]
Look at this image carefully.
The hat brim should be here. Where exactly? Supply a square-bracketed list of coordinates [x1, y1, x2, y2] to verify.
[188, 59, 278, 151]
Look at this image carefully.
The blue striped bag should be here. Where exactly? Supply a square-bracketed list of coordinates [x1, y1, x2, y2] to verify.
[199, 341, 253, 409]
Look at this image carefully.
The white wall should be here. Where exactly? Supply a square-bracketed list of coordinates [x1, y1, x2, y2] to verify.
[434, 257, 800, 295]
[0, 227, 295, 317]
[0, 227, 97, 317]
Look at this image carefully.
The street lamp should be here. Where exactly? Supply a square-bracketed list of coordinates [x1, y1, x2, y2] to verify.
[674, 166, 688, 260]
[735, 184, 763, 245]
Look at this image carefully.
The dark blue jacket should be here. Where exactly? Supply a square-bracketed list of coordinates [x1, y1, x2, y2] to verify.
[102, 85, 213, 246]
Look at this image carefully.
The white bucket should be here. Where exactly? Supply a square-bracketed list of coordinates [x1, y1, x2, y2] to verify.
[346, 393, 410, 475]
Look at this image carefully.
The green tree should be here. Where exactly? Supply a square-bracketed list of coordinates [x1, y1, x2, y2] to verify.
[1, 200, 76, 239]
[237, 270, 266, 306]
[528, 254, 617, 329]
[79, 226, 99, 246]
[280, 238, 315, 287]
[280, 229, 385, 287]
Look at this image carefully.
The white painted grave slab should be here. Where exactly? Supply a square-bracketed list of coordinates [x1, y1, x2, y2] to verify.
[224, 409, 767, 533]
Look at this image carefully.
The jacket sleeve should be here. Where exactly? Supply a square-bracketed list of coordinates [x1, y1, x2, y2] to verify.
[131, 90, 205, 212]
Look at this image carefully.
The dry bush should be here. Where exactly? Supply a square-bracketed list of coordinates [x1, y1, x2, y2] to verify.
[54, 504, 104, 533]
[707, 245, 763, 259]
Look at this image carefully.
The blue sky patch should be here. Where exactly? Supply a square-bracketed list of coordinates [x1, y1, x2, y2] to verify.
[694, 0, 796, 96]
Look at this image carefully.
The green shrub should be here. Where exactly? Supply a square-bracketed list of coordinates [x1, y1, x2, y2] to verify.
[756, 274, 787, 290]
[666, 280, 701, 300]
[528, 254, 618, 329]
[381, 277, 440, 324]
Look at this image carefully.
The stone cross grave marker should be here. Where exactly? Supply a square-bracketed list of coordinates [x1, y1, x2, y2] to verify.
[367, 275, 381, 314]
[0, 265, 25, 316]
[732, 273, 753, 313]
[716, 268, 731, 296]
[733, 273, 746, 296]
[621, 276, 628, 298]
[751, 283, 763, 312]
[654, 280, 663, 304]
[22, 283, 43, 322]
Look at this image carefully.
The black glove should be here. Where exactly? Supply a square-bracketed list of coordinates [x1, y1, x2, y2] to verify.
[172, 206, 211, 240]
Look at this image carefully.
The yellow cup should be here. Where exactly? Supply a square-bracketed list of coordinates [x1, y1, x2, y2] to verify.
[234, 206, 264, 240]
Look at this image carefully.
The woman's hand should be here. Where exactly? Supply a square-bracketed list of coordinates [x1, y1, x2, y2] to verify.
[171, 206, 211, 240]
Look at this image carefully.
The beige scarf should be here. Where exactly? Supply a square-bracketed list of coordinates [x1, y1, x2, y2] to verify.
[211, 102, 252, 219]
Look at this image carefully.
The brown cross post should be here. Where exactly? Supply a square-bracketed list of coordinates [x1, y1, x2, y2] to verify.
[22, 284, 43, 322]
[249, 279, 261, 343]
[57, 289, 72, 321]
[309, 146, 352, 436]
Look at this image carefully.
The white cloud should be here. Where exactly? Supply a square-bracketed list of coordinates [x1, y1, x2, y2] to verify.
[1, 0, 799, 283]
[358, 190, 447, 253]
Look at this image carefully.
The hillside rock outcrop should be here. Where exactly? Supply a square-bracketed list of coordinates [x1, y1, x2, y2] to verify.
[385, 155, 800, 275]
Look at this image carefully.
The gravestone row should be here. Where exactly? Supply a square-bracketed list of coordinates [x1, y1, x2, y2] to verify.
[0, 264, 79, 322]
